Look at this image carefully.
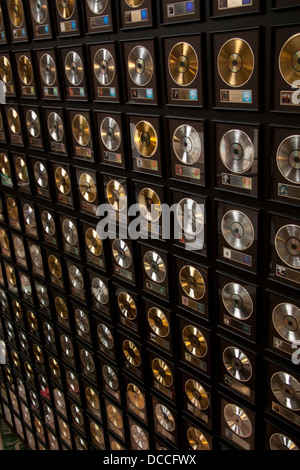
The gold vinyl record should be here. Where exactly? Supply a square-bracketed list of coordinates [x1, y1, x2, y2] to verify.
[127, 383, 145, 409]
[275, 224, 300, 269]
[102, 365, 118, 390]
[69, 265, 84, 291]
[143, 250, 166, 284]
[0, 57, 12, 84]
[222, 282, 253, 320]
[97, 323, 114, 350]
[106, 180, 126, 211]
[273, 303, 300, 343]
[182, 325, 207, 358]
[123, 339, 141, 367]
[187, 427, 210, 451]
[72, 114, 90, 146]
[269, 433, 299, 451]
[6, 266, 16, 286]
[217, 38, 254, 87]
[128, 45, 153, 86]
[7, 197, 18, 219]
[31, 0, 48, 24]
[112, 239, 132, 269]
[7, 108, 20, 135]
[80, 349, 95, 372]
[55, 296, 68, 319]
[40, 53, 56, 86]
[107, 404, 122, 429]
[100, 117, 121, 151]
[79, 173, 96, 203]
[118, 292, 137, 320]
[126, 0, 144, 6]
[75, 309, 89, 334]
[0, 154, 10, 177]
[173, 125, 201, 165]
[41, 211, 55, 236]
[86, 228, 102, 256]
[59, 420, 70, 441]
[18, 55, 33, 85]
[92, 277, 108, 304]
[48, 254, 62, 279]
[56, 0, 75, 19]
[224, 404, 252, 438]
[9, 0, 24, 27]
[277, 136, 300, 184]
[133, 121, 158, 157]
[152, 358, 173, 387]
[55, 167, 71, 195]
[90, 422, 104, 445]
[220, 130, 255, 174]
[147, 307, 169, 337]
[88, 0, 108, 14]
[138, 188, 161, 222]
[0, 229, 9, 250]
[26, 110, 40, 138]
[33, 344, 44, 364]
[94, 48, 115, 85]
[279, 33, 300, 87]
[62, 218, 78, 245]
[110, 441, 123, 451]
[34, 162, 47, 188]
[49, 357, 60, 378]
[131, 425, 148, 450]
[223, 347, 252, 382]
[221, 210, 255, 251]
[179, 265, 205, 300]
[168, 42, 198, 86]
[155, 404, 175, 432]
[66, 371, 79, 393]
[185, 379, 209, 410]
[29, 245, 42, 269]
[271, 372, 300, 410]
[27, 311, 38, 331]
[85, 387, 100, 410]
[48, 112, 64, 142]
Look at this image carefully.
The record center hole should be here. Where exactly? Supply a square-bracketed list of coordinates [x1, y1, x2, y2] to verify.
[150, 261, 159, 273]
[188, 276, 196, 289]
[282, 384, 295, 398]
[154, 317, 163, 328]
[106, 127, 114, 141]
[140, 131, 150, 147]
[190, 334, 199, 348]
[158, 367, 166, 378]
[162, 413, 169, 423]
[118, 248, 125, 259]
[231, 294, 243, 309]
[193, 389, 201, 400]
[231, 358, 242, 371]
[283, 315, 298, 332]
[129, 349, 136, 359]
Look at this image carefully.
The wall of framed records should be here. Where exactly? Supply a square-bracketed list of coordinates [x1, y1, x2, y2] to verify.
[0, 0, 299, 453]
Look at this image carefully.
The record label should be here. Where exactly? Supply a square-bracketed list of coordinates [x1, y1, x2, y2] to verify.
[218, 0, 253, 10]
[125, 7, 149, 24]
[166, 1, 195, 17]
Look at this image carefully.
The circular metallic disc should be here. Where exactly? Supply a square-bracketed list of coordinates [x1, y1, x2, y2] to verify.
[185, 379, 209, 410]
[173, 124, 201, 165]
[85, 228, 102, 256]
[92, 277, 108, 304]
[155, 404, 175, 432]
[223, 346, 253, 382]
[94, 48, 115, 85]
[271, 372, 300, 410]
[71, 405, 84, 426]
[147, 307, 169, 337]
[66, 371, 79, 393]
[23, 203, 36, 227]
[179, 265, 205, 300]
[62, 218, 78, 245]
[112, 239, 132, 268]
[107, 404, 122, 429]
[72, 114, 90, 146]
[220, 129, 255, 174]
[65, 51, 83, 86]
[0, 229, 9, 250]
[6, 197, 18, 219]
[48, 254, 62, 279]
[31, 0, 48, 23]
[123, 340, 141, 367]
[138, 188, 161, 222]
[36, 284, 49, 307]
[275, 224, 300, 269]
[79, 173, 96, 202]
[90, 422, 104, 445]
[55, 296, 68, 319]
[40, 53, 56, 85]
[222, 282, 253, 320]
[34, 161, 48, 187]
[0, 56, 12, 84]
[69, 265, 84, 291]
[0, 153, 10, 177]
[29, 244, 43, 268]
[182, 325, 207, 358]
[60, 335, 74, 357]
[131, 425, 148, 450]
[18, 55, 33, 85]
[9, 0, 24, 27]
[85, 387, 99, 409]
[143, 250, 166, 283]
[7, 108, 20, 135]
[15, 157, 28, 183]
[152, 358, 173, 387]
[279, 33, 300, 87]
[273, 303, 300, 343]
[80, 349, 95, 372]
[20, 275, 31, 296]
[49, 357, 60, 378]
[55, 167, 71, 195]
[217, 38, 255, 87]
[128, 45, 153, 86]
[221, 210, 255, 251]
[106, 180, 126, 211]
[102, 365, 118, 390]
[127, 383, 145, 409]
[41, 211, 55, 236]
[269, 433, 299, 451]
[56, 0, 75, 19]
[100, 117, 121, 151]
[168, 42, 198, 86]
[118, 292, 137, 320]
[48, 112, 64, 142]
[176, 198, 204, 236]
[224, 404, 253, 438]
[133, 121, 158, 157]
[277, 135, 300, 184]
[97, 323, 114, 350]
[75, 309, 89, 334]
[187, 427, 210, 451]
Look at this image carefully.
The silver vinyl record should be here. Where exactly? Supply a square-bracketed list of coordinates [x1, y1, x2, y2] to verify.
[92, 277, 108, 304]
[31, 0, 48, 23]
[271, 372, 300, 410]
[112, 239, 132, 269]
[62, 219, 78, 246]
[94, 48, 115, 85]
[23, 203, 36, 227]
[224, 404, 252, 438]
[173, 125, 201, 165]
[275, 224, 300, 269]
[273, 303, 300, 343]
[98, 323, 114, 350]
[143, 251, 166, 283]
[277, 135, 300, 184]
[222, 282, 253, 320]
[34, 162, 48, 188]
[155, 404, 175, 432]
[40, 53, 56, 86]
[60, 335, 74, 357]
[69, 265, 84, 291]
[220, 130, 255, 174]
[176, 198, 204, 235]
[21, 275, 31, 296]
[66, 371, 79, 393]
[100, 117, 121, 151]
[36, 284, 49, 307]
[80, 349, 95, 372]
[43, 323, 55, 346]
[102, 365, 118, 390]
[26, 110, 40, 138]
[41, 211, 55, 236]
[71, 405, 84, 426]
[128, 45, 153, 86]
[13, 236, 25, 259]
[223, 347, 252, 382]
[48, 112, 64, 142]
[221, 210, 254, 251]
[87, 0, 107, 14]
[65, 51, 84, 86]
[75, 309, 89, 334]
[131, 425, 148, 450]
[269, 433, 299, 451]
[29, 245, 43, 268]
